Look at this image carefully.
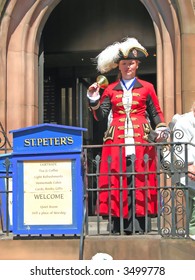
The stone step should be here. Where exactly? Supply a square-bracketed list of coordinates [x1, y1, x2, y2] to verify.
[86, 216, 158, 235]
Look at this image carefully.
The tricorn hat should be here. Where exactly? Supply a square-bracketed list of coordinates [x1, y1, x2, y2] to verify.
[96, 37, 148, 73]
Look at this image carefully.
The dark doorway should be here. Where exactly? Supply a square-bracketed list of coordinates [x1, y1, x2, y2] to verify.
[41, 0, 156, 146]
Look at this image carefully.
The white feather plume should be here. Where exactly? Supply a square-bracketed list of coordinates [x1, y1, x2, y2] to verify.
[96, 41, 121, 73]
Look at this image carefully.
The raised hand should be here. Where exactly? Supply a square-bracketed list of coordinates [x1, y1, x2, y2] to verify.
[87, 82, 100, 98]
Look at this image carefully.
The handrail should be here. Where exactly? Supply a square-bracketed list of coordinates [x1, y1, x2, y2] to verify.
[79, 203, 86, 260]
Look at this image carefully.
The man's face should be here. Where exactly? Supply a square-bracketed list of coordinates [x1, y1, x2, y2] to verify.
[118, 59, 139, 79]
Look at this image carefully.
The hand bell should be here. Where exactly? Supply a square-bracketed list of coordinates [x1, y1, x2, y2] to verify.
[96, 75, 109, 89]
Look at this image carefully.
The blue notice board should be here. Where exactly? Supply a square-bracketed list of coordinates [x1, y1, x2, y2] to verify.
[10, 124, 87, 235]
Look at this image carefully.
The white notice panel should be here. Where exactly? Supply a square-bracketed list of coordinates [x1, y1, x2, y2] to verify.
[23, 160, 72, 225]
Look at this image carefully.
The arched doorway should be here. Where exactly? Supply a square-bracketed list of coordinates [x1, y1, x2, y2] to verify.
[41, 0, 157, 145]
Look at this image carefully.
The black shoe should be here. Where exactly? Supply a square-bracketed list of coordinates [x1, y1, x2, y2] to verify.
[112, 217, 120, 234]
[124, 231, 132, 235]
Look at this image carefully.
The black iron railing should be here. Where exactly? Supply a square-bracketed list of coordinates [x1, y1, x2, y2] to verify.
[82, 128, 193, 239]
[0, 124, 194, 260]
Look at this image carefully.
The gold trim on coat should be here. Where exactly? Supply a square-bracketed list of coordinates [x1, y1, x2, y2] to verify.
[132, 92, 140, 97]
[119, 117, 137, 122]
[118, 124, 140, 130]
[118, 109, 137, 114]
[103, 126, 115, 142]
[116, 94, 123, 98]
[118, 133, 140, 139]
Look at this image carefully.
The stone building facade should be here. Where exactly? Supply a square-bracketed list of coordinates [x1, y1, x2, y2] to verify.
[0, 0, 195, 145]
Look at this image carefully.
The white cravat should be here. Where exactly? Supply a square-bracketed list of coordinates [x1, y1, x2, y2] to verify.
[120, 78, 136, 156]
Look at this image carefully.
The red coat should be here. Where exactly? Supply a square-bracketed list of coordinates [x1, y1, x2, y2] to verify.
[89, 78, 166, 218]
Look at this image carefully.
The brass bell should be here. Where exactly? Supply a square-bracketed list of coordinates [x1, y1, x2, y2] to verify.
[96, 75, 109, 89]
